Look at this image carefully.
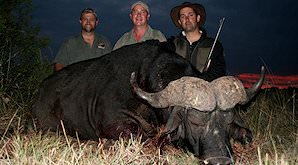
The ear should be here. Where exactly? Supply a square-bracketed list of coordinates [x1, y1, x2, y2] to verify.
[178, 19, 182, 26]
[147, 13, 150, 20]
[196, 15, 201, 24]
[129, 13, 133, 20]
[163, 106, 184, 134]
[96, 20, 99, 26]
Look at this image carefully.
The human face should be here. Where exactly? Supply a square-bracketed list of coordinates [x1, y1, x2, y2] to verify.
[178, 7, 200, 33]
[130, 5, 150, 27]
[80, 13, 98, 33]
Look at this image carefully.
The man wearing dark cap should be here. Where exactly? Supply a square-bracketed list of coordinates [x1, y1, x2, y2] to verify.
[54, 8, 112, 71]
[113, 1, 166, 50]
[169, 2, 226, 81]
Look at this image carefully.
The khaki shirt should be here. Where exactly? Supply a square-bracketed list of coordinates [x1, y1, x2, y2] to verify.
[54, 33, 112, 66]
[113, 25, 166, 50]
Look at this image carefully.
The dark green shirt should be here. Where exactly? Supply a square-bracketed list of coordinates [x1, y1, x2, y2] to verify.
[54, 33, 112, 66]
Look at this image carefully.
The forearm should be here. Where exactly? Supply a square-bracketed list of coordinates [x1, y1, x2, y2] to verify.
[200, 44, 226, 81]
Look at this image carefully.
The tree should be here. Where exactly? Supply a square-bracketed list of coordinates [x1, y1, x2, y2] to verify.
[0, 0, 51, 107]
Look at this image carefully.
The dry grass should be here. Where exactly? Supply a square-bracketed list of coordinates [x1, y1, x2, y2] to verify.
[0, 130, 199, 164]
[0, 88, 297, 164]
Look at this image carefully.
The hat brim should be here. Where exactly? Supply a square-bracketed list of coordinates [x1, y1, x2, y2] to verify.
[170, 3, 206, 29]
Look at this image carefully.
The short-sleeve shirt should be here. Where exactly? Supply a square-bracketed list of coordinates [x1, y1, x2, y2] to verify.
[54, 33, 112, 66]
[113, 25, 166, 50]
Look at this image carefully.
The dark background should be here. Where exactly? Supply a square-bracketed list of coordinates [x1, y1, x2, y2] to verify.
[32, 0, 298, 75]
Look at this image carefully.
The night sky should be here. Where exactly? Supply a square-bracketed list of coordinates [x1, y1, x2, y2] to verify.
[32, 0, 298, 75]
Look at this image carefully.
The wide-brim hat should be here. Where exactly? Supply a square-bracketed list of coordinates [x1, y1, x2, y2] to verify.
[170, 2, 206, 29]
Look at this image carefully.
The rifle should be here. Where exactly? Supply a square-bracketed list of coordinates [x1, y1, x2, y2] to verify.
[203, 17, 226, 72]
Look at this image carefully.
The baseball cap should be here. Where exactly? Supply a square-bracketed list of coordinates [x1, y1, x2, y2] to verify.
[131, 1, 149, 13]
[80, 8, 98, 20]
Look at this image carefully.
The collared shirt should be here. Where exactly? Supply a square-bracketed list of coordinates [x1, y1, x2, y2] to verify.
[54, 33, 112, 66]
[181, 30, 202, 56]
[113, 25, 166, 50]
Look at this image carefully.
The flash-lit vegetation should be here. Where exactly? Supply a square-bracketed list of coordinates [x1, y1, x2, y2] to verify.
[1, 0, 297, 164]
[0, 88, 297, 164]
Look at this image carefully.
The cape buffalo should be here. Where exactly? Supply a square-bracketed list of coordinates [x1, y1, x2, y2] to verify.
[32, 41, 265, 164]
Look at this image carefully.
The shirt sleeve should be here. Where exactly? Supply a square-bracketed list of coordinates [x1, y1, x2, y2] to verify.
[113, 33, 129, 50]
[200, 42, 226, 81]
[113, 37, 124, 50]
[53, 40, 69, 66]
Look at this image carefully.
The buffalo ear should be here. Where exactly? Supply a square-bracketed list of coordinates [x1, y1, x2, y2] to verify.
[162, 106, 184, 136]
[157, 106, 184, 148]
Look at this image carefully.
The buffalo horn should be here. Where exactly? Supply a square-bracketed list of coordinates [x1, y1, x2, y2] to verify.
[130, 72, 216, 111]
[211, 76, 247, 110]
[211, 66, 265, 110]
[242, 66, 266, 104]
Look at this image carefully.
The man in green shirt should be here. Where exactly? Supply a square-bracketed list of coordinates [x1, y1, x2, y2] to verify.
[113, 1, 166, 50]
[54, 8, 112, 71]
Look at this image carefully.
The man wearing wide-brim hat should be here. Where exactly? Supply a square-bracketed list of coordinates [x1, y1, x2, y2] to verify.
[168, 2, 226, 82]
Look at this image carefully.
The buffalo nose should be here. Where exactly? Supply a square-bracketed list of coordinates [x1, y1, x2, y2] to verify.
[203, 156, 232, 165]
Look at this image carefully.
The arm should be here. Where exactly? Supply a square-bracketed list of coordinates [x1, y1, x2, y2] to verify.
[53, 40, 69, 71]
[200, 42, 226, 81]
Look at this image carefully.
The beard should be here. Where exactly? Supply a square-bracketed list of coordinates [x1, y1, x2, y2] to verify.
[183, 25, 197, 33]
[181, 22, 198, 33]
[82, 24, 95, 33]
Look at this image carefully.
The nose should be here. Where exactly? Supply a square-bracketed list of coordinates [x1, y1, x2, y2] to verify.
[203, 156, 232, 165]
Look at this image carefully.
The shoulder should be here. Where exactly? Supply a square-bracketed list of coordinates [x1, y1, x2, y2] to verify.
[67, 34, 81, 41]
[61, 34, 81, 45]
[118, 31, 131, 40]
[149, 26, 162, 34]
[168, 33, 186, 45]
[200, 29, 223, 47]
[115, 31, 132, 44]
[149, 27, 166, 41]
[201, 36, 223, 48]
[113, 31, 132, 50]
[95, 33, 109, 42]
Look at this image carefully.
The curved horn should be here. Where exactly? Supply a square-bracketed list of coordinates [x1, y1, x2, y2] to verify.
[211, 76, 247, 110]
[130, 72, 216, 111]
[211, 66, 265, 110]
[242, 66, 266, 104]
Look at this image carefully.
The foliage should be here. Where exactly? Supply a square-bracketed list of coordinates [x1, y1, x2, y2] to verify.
[0, 2, 297, 162]
[0, 87, 297, 164]
[0, 0, 52, 109]
[238, 88, 298, 163]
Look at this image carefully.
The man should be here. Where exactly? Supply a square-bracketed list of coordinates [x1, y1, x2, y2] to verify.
[54, 8, 112, 71]
[113, 1, 166, 50]
[169, 2, 226, 81]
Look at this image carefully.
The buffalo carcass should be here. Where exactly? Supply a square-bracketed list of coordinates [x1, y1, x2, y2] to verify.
[32, 41, 265, 164]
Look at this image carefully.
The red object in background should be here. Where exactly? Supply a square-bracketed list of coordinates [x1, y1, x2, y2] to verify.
[236, 74, 298, 89]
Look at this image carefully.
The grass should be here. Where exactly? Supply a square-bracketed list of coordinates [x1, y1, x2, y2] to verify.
[0, 129, 198, 164]
[0, 88, 297, 164]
